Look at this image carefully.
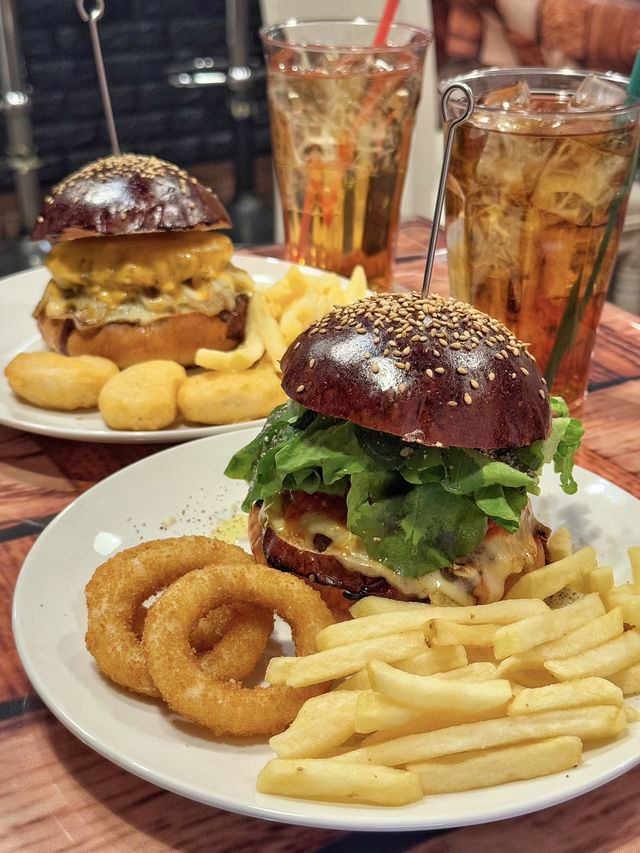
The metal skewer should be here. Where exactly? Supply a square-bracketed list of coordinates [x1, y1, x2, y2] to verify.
[421, 81, 474, 295]
[76, 0, 121, 156]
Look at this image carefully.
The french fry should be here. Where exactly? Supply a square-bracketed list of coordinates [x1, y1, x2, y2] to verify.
[547, 526, 573, 562]
[354, 691, 423, 733]
[334, 668, 372, 691]
[315, 611, 432, 650]
[411, 736, 583, 794]
[493, 593, 605, 659]
[587, 566, 615, 595]
[609, 661, 640, 696]
[268, 691, 361, 759]
[496, 607, 625, 674]
[603, 585, 640, 627]
[395, 644, 468, 675]
[427, 620, 500, 648]
[265, 631, 426, 688]
[507, 677, 623, 715]
[433, 661, 499, 681]
[504, 547, 597, 600]
[195, 292, 266, 370]
[366, 659, 512, 713]
[544, 628, 640, 681]
[334, 705, 627, 766]
[349, 596, 550, 623]
[257, 758, 423, 806]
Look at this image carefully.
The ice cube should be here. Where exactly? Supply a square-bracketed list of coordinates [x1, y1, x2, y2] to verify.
[570, 74, 626, 110]
[531, 137, 628, 225]
[476, 133, 551, 196]
[482, 80, 532, 112]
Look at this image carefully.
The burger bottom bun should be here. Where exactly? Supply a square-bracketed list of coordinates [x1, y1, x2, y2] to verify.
[35, 295, 248, 369]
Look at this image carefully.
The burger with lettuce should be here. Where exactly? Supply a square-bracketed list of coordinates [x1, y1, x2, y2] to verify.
[226, 291, 583, 611]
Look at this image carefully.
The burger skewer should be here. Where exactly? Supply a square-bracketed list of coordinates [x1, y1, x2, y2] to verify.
[75, 0, 121, 156]
[422, 82, 474, 296]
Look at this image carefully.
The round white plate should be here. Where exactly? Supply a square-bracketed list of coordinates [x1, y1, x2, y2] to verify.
[12, 430, 640, 831]
[0, 255, 324, 443]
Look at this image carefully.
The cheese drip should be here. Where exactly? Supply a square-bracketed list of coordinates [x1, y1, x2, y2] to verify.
[37, 231, 253, 327]
[261, 496, 543, 606]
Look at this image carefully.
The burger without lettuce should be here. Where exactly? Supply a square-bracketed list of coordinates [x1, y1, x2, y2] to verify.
[31, 153, 253, 368]
[226, 291, 584, 610]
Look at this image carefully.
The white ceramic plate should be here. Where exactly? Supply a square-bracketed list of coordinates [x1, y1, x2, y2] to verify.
[0, 255, 327, 443]
[12, 430, 640, 831]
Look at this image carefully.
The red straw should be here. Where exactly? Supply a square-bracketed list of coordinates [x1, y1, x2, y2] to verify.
[296, 0, 401, 259]
[373, 0, 402, 45]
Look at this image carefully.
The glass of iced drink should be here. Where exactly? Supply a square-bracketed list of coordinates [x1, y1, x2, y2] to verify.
[442, 68, 640, 408]
[260, 20, 431, 291]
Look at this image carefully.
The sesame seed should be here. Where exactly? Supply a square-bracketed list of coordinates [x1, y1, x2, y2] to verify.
[372, 364, 379, 374]
[435, 367, 445, 374]
[464, 393, 472, 405]
[398, 383, 406, 393]
[294, 341, 301, 349]
[488, 372, 495, 381]
[520, 367, 529, 376]
[447, 400, 458, 407]
[457, 367, 467, 375]
[296, 384, 305, 393]
[470, 379, 479, 389]
[425, 368, 434, 378]
[539, 388, 546, 398]
[309, 358, 315, 368]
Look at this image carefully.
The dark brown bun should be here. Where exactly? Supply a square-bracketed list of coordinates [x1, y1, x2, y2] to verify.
[35, 295, 248, 368]
[280, 291, 551, 449]
[31, 153, 231, 243]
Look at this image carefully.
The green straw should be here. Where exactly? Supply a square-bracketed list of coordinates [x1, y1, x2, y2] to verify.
[543, 51, 640, 395]
[628, 50, 640, 100]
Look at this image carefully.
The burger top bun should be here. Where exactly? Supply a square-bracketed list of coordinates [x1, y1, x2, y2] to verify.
[31, 153, 231, 243]
[280, 291, 551, 450]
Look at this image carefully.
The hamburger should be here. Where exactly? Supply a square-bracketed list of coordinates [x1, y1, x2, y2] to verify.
[226, 291, 583, 610]
[30, 153, 253, 368]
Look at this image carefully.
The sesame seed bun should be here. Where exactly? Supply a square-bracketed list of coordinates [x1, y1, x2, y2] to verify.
[280, 291, 551, 449]
[31, 153, 231, 243]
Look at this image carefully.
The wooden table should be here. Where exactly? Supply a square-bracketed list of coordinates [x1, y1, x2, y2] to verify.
[1, 221, 639, 851]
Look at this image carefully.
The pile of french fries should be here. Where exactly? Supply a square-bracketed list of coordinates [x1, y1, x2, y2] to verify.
[258, 534, 640, 807]
[195, 265, 368, 373]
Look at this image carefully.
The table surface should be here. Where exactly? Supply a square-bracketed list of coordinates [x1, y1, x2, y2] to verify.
[2, 221, 639, 852]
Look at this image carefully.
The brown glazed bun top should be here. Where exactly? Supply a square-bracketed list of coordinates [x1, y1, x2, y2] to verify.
[280, 291, 551, 450]
[31, 153, 231, 243]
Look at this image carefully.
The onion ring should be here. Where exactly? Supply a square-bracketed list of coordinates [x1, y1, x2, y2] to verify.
[85, 536, 272, 696]
[142, 561, 335, 736]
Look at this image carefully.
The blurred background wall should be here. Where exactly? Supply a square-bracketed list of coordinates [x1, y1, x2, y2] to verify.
[0, 0, 272, 249]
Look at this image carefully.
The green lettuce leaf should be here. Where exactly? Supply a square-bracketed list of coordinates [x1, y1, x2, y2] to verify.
[225, 397, 583, 575]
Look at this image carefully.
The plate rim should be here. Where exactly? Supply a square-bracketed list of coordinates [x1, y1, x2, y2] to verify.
[11, 431, 640, 831]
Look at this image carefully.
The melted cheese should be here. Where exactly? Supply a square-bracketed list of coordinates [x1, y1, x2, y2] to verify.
[38, 231, 253, 326]
[261, 497, 542, 606]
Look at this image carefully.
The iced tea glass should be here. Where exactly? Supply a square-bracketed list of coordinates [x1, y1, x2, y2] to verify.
[260, 20, 431, 291]
[442, 68, 640, 408]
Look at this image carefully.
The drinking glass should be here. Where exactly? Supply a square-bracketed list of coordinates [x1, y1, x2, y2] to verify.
[442, 68, 640, 407]
[261, 20, 431, 291]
